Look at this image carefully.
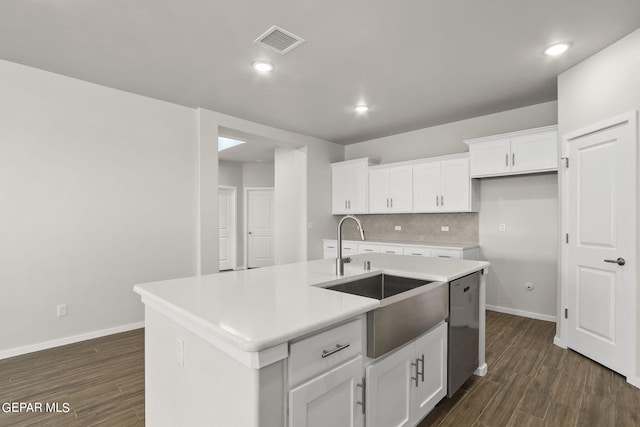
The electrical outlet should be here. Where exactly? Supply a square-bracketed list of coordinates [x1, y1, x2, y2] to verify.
[394, 225, 402, 231]
[176, 337, 184, 367]
[57, 304, 67, 317]
[499, 223, 506, 232]
[441, 226, 449, 232]
[525, 283, 534, 291]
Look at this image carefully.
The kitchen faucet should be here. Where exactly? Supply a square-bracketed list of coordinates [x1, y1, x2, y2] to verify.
[336, 215, 365, 276]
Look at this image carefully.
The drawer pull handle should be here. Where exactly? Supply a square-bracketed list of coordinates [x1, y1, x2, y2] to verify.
[385, 250, 395, 254]
[321, 343, 350, 358]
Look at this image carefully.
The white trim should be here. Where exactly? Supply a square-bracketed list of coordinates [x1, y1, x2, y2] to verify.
[218, 185, 237, 271]
[474, 363, 487, 376]
[553, 335, 567, 349]
[627, 375, 640, 389]
[464, 124, 558, 145]
[486, 305, 557, 323]
[0, 321, 145, 360]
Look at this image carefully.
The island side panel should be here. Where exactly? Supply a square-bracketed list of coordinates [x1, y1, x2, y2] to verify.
[475, 272, 487, 376]
[144, 307, 285, 426]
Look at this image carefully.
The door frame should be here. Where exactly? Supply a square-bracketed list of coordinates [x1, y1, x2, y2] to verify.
[559, 110, 638, 385]
[244, 187, 275, 269]
[218, 185, 237, 271]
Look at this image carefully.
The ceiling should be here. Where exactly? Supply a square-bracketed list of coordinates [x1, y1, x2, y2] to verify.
[1, 1, 639, 145]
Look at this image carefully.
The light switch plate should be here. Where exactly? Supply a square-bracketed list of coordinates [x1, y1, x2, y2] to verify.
[441, 226, 449, 232]
[499, 224, 506, 232]
[394, 225, 402, 231]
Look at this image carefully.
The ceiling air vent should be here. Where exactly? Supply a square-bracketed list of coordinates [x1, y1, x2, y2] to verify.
[254, 25, 305, 55]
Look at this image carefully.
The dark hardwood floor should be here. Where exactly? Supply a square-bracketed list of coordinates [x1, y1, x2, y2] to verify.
[1, 312, 639, 426]
[420, 311, 640, 426]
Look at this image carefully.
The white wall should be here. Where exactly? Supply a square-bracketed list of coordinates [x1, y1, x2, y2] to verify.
[345, 102, 559, 320]
[243, 162, 275, 188]
[0, 59, 198, 353]
[557, 27, 640, 382]
[274, 147, 308, 264]
[0, 59, 340, 357]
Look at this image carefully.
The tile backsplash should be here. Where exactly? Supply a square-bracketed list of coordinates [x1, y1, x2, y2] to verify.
[338, 213, 478, 243]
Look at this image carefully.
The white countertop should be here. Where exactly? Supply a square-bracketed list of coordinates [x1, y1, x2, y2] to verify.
[134, 254, 488, 356]
[322, 238, 479, 250]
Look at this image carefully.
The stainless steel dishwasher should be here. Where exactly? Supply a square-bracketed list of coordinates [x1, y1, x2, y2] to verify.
[448, 271, 480, 397]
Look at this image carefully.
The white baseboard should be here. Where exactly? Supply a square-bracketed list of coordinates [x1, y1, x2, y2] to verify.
[474, 363, 488, 376]
[0, 321, 145, 360]
[627, 375, 640, 390]
[486, 304, 557, 323]
[553, 335, 567, 349]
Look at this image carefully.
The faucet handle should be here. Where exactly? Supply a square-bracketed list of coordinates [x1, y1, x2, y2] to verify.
[343, 257, 352, 264]
[364, 261, 371, 271]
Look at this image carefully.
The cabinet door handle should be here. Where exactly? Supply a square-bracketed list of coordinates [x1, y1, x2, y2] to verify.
[418, 354, 425, 383]
[411, 359, 419, 387]
[436, 195, 439, 207]
[348, 200, 351, 209]
[356, 377, 366, 414]
[345, 200, 347, 209]
[512, 153, 515, 166]
[321, 343, 350, 358]
[440, 195, 444, 206]
[506, 153, 509, 167]
[386, 198, 389, 208]
[390, 198, 393, 208]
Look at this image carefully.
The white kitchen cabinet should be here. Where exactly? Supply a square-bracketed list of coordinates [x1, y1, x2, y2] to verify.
[403, 247, 432, 257]
[332, 158, 379, 214]
[413, 155, 478, 212]
[366, 322, 447, 427]
[358, 243, 381, 254]
[289, 356, 365, 427]
[322, 240, 479, 260]
[288, 318, 365, 427]
[369, 165, 413, 213]
[465, 125, 558, 178]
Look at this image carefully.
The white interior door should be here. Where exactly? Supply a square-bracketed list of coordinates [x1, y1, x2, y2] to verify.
[564, 113, 637, 377]
[246, 188, 274, 268]
[218, 186, 236, 271]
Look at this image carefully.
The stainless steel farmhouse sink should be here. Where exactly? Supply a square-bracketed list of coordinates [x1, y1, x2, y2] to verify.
[326, 274, 448, 358]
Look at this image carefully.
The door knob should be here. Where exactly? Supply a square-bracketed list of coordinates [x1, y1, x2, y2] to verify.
[604, 257, 625, 266]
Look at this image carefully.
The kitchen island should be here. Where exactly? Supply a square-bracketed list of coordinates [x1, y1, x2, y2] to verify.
[134, 253, 489, 427]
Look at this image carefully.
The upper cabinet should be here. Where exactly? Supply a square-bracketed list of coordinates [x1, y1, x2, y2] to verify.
[465, 125, 558, 178]
[368, 165, 413, 213]
[413, 155, 478, 213]
[331, 157, 379, 214]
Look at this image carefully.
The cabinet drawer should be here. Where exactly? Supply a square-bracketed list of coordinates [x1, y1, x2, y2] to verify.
[358, 243, 381, 254]
[403, 247, 431, 257]
[289, 318, 363, 387]
[430, 248, 462, 259]
[379, 245, 403, 255]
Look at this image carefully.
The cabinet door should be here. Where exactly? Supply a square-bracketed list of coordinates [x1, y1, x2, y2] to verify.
[510, 129, 558, 173]
[413, 162, 441, 212]
[290, 356, 364, 427]
[332, 165, 351, 214]
[349, 161, 370, 213]
[412, 323, 447, 423]
[368, 168, 390, 213]
[468, 137, 511, 177]
[388, 166, 413, 212]
[440, 158, 471, 212]
[366, 345, 413, 427]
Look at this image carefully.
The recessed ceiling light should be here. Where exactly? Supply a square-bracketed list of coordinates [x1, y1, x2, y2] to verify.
[544, 43, 571, 56]
[354, 105, 369, 113]
[252, 61, 274, 72]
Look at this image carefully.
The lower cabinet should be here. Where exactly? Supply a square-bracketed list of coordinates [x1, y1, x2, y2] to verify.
[365, 322, 447, 427]
[289, 356, 365, 427]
